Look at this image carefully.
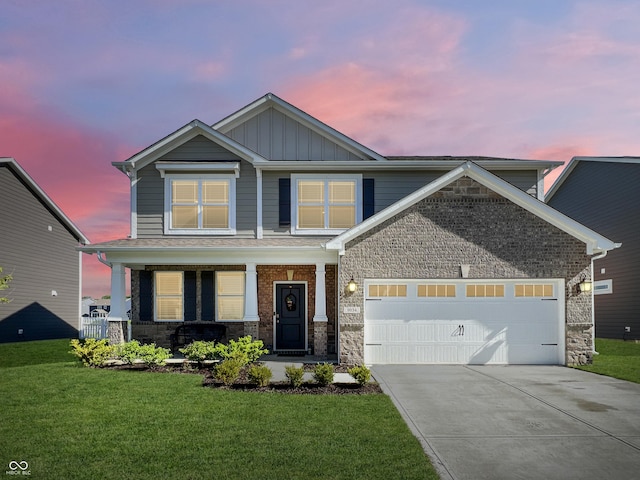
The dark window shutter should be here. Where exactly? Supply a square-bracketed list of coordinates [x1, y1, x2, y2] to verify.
[279, 178, 291, 227]
[184, 271, 197, 321]
[201, 271, 214, 322]
[139, 270, 153, 321]
[363, 178, 375, 219]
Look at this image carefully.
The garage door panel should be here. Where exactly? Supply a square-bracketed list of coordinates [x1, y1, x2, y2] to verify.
[364, 279, 564, 365]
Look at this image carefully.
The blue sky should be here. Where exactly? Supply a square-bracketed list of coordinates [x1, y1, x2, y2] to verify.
[1, 0, 639, 296]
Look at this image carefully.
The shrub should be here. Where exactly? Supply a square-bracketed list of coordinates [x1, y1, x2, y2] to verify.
[247, 363, 272, 387]
[212, 336, 269, 366]
[116, 340, 171, 367]
[69, 339, 114, 367]
[347, 364, 371, 386]
[179, 341, 218, 365]
[285, 365, 305, 388]
[313, 363, 334, 386]
[213, 358, 244, 386]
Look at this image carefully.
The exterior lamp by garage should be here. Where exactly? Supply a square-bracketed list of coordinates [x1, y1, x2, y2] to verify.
[347, 277, 358, 293]
[578, 279, 592, 293]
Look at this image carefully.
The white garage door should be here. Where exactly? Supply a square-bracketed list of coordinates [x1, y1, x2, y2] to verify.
[364, 279, 565, 365]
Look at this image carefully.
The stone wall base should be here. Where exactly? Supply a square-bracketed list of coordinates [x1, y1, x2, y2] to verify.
[566, 323, 594, 365]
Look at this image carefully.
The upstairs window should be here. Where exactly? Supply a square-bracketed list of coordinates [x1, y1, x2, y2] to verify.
[164, 175, 235, 234]
[291, 174, 362, 234]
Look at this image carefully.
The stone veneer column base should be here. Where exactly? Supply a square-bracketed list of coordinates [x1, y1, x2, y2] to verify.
[107, 320, 126, 345]
[313, 322, 328, 358]
[244, 321, 259, 340]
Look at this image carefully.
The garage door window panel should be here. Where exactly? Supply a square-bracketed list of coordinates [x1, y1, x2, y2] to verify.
[418, 284, 456, 298]
[368, 284, 407, 298]
[515, 284, 554, 298]
[466, 284, 505, 298]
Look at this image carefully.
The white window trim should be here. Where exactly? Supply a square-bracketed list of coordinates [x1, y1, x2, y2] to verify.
[164, 173, 236, 235]
[291, 173, 362, 235]
[154, 271, 184, 322]
[215, 271, 246, 322]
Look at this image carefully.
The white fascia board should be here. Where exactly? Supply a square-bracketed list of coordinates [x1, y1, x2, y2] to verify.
[0, 158, 90, 244]
[98, 247, 338, 266]
[213, 93, 387, 162]
[113, 121, 268, 174]
[327, 161, 620, 255]
[256, 159, 562, 171]
[155, 162, 240, 178]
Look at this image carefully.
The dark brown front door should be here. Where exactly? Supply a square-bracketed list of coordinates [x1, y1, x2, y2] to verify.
[275, 283, 305, 350]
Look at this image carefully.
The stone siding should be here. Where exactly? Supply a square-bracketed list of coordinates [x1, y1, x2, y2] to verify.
[339, 179, 594, 365]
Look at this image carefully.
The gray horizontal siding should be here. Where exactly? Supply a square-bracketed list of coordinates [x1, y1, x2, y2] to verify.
[548, 161, 640, 339]
[0, 166, 80, 342]
[136, 136, 256, 237]
[227, 107, 364, 161]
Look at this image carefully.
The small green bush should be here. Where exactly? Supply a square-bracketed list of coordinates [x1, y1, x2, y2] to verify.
[347, 364, 371, 386]
[313, 363, 334, 386]
[285, 365, 305, 388]
[212, 336, 269, 366]
[247, 363, 272, 387]
[69, 339, 114, 367]
[116, 340, 171, 367]
[179, 341, 218, 365]
[213, 358, 244, 386]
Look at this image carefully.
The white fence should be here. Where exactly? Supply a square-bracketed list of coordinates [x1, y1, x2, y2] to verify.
[80, 316, 108, 339]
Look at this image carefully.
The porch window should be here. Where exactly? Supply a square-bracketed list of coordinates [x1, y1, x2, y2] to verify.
[216, 272, 245, 321]
[155, 271, 183, 321]
[165, 174, 235, 234]
[291, 174, 362, 234]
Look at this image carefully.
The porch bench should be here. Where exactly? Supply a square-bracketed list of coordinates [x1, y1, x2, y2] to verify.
[170, 323, 227, 352]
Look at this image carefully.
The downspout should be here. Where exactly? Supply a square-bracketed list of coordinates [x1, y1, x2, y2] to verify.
[590, 250, 608, 355]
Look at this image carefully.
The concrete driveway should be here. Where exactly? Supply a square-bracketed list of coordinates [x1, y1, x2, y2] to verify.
[372, 365, 640, 480]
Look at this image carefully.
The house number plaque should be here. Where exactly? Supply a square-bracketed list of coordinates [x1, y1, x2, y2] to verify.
[343, 306, 360, 314]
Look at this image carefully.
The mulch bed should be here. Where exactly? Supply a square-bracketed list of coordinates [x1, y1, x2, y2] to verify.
[101, 362, 383, 395]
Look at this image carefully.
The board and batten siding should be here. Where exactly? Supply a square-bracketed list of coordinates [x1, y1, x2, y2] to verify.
[135, 135, 257, 237]
[226, 107, 365, 161]
[548, 161, 640, 339]
[0, 165, 81, 342]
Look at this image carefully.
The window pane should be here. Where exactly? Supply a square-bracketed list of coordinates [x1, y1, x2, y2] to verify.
[329, 181, 355, 203]
[156, 272, 183, 295]
[203, 206, 228, 228]
[298, 206, 324, 228]
[217, 272, 244, 295]
[218, 297, 244, 320]
[298, 181, 324, 203]
[328, 206, 355, 228]
[172, 206, 198, 229]
[495, 285, 505, 297]
[203, 180, 228, 203]
[172, 180, 198, 203]
[447, 285, 456, 297]
[543, 285, 553, 297]
[157, 298, 182, 320]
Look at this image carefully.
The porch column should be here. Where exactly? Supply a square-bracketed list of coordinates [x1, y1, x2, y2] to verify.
[243, 263, 259, 322]
[108, 262, 127, 345]
[313, 263, 328, 322]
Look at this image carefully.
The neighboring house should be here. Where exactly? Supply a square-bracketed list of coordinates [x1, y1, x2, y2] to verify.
[80, 93, 619, 365]
[0, 158, 89, 343]
[546, 157, 639, 341]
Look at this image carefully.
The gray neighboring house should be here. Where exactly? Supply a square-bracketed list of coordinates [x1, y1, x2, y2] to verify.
[546, 156, 639, 340]
[81, 93, 619, 365]
[0, 158, 89, 343]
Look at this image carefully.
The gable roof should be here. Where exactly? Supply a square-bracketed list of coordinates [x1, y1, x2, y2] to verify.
[0, 157, 89, 244]
[545, 156, 640, 202]
[325, 161, 620, 255]
[212, 92, 388, 162]
[112, 120, 270, 173]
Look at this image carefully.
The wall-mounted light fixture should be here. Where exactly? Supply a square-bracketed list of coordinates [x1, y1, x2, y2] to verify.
[577, 278, 592, 293]
[347, 277, 358, 293]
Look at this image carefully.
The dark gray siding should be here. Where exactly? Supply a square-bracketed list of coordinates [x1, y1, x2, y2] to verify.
[136, 135, 256, 237]
[226, 107, 364, 161]
[0, 165, 81, 342]
[261, 169, 539, 234]
[548, 161, 640, 339]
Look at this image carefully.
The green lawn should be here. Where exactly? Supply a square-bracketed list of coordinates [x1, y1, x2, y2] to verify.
[574, 338, 640, 384]
[0, 340, 437, 480]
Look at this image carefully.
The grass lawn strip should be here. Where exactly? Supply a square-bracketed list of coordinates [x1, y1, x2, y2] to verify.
[574, 338, 640, 384]
[0, 340, 438, 480]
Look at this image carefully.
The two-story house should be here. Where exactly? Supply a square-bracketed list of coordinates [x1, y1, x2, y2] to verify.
[81, 93, 619, 365]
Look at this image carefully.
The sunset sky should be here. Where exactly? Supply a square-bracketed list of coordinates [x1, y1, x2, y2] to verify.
[2, 0, 639, 298]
